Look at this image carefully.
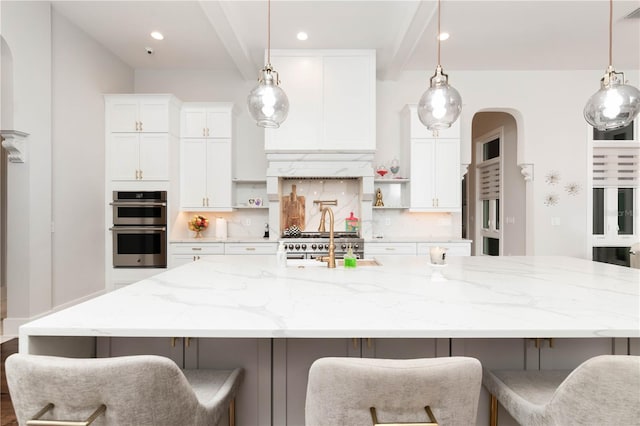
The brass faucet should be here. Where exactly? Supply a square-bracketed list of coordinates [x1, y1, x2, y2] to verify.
[317, 207, 336, 268]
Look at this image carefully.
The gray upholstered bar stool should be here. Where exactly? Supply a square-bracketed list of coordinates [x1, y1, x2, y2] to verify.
[305, 356, 482, 426]
[482, 355, 640, 426]
[6, 353, 243, 426]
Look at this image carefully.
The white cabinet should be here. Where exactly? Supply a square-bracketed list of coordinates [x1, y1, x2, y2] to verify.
[110, 133, 169, 181]
[181, 104, 233, 138]
[417, 241, 471, 257]
[365, 242, 416, 257]
[180, 104, 234, 211]
[106, 95, 179, 133]
[169, 242, 224, 268]
[105, 94, 180, 183]
[265, 50, 376, 152]
[224, 242, 277, 255]
[404, 105, 461, 212]
[180, 139, 232, 210]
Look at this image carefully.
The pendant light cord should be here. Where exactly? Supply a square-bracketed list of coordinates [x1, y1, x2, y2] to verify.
[437, 0, 441, 66]
[608, 0, 613, 67]
[267, 0, 272, 66]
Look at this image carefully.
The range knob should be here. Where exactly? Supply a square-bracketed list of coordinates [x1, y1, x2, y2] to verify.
[288, 244, 294, 250]
[324, 243, 330, 250]
[295, 244, 300, 250]
[311, 244, 317, 250]
[354, 243, 359, 249]
[301, 244, 307, 250]
[341, 243, 347, 250]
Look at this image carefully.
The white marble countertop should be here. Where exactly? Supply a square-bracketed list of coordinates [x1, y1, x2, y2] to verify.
[365, 238, 472, 243]
[20, 256, 639, 341]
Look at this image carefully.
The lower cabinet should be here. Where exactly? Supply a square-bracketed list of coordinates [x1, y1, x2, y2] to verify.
[169, 242, 224, 268]
[97, 337, 272, 426]
[272, 338, 441, 426]
[451, 338, 616, 426]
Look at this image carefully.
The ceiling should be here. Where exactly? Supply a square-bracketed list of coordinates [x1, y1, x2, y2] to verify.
[51, 0, 640, 80]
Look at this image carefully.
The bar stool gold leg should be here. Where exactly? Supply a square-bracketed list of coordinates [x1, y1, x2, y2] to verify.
[229, 398, 236, 426]
[489, 394, 498, 426]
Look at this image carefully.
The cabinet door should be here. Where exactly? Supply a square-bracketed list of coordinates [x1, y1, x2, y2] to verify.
[110, 133, 140, 181]
[276, 339, 356, 426]
[410, 139, 436, 209]
[323, 54, 375, 151]
[433, 139, 461, 210]
[108, 101, 139, 132]
[180, 139, 208, 209]
[99, 337, 183, 366]
[265, 55, 323, 151]
[206, 110, 232, 138]
[361, 338, 438, 359]
[138, 98, 169, 132]
[188, 338, 272, 426]
[182, 108, 208, 138]
[536, 338, 613, 370]
[138, 133, 169, 181]
[206, 139, 232, 209]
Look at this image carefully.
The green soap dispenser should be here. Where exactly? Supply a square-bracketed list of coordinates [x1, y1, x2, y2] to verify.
[344, 243, 357, 268]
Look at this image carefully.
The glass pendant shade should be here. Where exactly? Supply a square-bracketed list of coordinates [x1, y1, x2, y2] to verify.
[248, 66, 289, 128]
[418, 65, 462, 131]
[584, 66, 640, 131]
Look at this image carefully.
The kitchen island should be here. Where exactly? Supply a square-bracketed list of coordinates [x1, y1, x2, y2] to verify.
[19, 255, 640, 426]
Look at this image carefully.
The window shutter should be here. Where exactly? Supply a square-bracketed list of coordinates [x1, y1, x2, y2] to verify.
[592, 147, 640, 188]
[479, 161, 500, 200]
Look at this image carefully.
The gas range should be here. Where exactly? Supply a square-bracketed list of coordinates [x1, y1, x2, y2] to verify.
[280, 232, 364, 259]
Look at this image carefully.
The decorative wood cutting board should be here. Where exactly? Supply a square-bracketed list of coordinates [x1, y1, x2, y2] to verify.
[280, 184, 305, 232]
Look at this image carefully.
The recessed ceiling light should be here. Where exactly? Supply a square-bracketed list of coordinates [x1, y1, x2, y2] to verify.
[296, 32, 308, 41]
[150, 31, 164, 41]
[437, 32, 450, 41]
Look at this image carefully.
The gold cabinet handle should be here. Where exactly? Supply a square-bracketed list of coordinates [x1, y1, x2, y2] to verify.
[206, 197, 209, 206]
[367, 338, 372, 349]
[191, 247, 202, 251]
[139, 121, 143, 131]
[185, 337, 192, 348]
[203, 128, 206, 137]
[202, 198, 205, 207]
[135, 121, 139, 131]
[385, 247, 395, 251]
[352, 338, 359, 350]
[170, 337, 178, 347]
[245, 247, 256, 251]
[139, 169, 143, 180]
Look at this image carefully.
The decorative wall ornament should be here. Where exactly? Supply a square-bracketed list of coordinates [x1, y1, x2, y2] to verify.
[544, 193, 559, 207]
[0, 130, 29, 163]
[460, 164, 469, 180]
[565, 182, 581, 196]
[518, 163, 534, 182]
[545, 170, 560, 185]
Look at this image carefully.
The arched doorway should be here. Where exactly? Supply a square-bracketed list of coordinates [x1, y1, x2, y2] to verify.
[466, 112, 526, 256]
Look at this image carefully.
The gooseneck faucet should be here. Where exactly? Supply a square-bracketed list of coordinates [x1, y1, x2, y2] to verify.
[317, 207, 336, 268]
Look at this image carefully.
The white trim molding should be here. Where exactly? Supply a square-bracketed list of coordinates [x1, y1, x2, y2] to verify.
[460, 163, 469, 180]
[0, 129, 28, 163]
[519, 163, 534, 181]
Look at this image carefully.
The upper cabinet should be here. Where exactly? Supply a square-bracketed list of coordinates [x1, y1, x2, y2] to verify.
[105, 95, 181, 182]
[404, 105, 462, 212]
[106, 94, 181, 134]
[265, 50, 376, 152]
[181, 103, 233, 138]
[179, 103, 234, 211]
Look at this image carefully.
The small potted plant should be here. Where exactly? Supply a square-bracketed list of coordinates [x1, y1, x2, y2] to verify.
[188, 215, 209, 238]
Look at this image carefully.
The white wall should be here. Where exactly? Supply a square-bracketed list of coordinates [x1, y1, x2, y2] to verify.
[1, 1, 53, 333]
[51, 10, 133, 306]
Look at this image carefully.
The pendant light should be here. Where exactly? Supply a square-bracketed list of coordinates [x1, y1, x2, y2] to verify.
[584, 0, 640, 131]
[417, 0, 462, 133]
[247, 0, 289, 128]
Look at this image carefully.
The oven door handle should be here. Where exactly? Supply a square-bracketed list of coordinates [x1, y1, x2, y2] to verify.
[110, 201, 167, 207]
[109, 226, 167, 232]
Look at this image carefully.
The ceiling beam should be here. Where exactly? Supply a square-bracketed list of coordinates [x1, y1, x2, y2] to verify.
[380, 1, 437, 81]
[198, 0, 256, 81]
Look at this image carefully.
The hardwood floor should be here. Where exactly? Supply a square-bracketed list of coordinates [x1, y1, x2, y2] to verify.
[0, 338, 18, 426]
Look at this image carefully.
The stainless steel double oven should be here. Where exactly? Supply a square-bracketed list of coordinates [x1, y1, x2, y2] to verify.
[110, 191, 167, 268]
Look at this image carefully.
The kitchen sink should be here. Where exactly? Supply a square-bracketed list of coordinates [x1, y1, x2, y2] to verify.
[287, 258, 381, 268]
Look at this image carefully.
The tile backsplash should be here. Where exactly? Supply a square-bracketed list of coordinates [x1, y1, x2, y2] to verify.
[280, 178, 361, 234]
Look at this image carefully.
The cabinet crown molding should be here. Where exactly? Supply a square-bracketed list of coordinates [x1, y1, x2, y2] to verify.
[0, 130, 29, 163]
